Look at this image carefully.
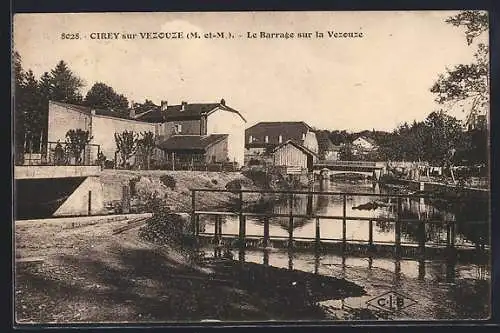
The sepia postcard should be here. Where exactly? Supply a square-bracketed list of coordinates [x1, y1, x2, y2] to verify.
[12, 11, 491, 324]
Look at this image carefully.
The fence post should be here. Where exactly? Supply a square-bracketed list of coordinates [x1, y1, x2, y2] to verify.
[395, 196, 402, 256]
[263, 217, 270, 248]
[447, 221, 455, 250]
[121, 185, 130, 214]
[315, 217, 321, 249]
[191, 190, 196, 236]
[368, 219, 373, 248]
[238, 191, 246, 247]
[342, 194, 347, 250]
[288, 192, 294, 249]
[419, 220, 426, 255]
[88, 191, 92, 215]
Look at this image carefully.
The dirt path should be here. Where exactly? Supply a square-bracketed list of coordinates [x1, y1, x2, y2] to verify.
[15, 216, 365, 324]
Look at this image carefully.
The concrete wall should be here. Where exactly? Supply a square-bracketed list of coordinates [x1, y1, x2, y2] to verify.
[91, 115, 157, 158]
[53, 176, 105, 216]
[47, 101, 91, 143]
[207, 108, 245, 166]
[15, 165, 101, 179]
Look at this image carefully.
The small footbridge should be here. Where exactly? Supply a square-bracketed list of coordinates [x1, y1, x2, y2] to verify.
[313, 160, 387, 180]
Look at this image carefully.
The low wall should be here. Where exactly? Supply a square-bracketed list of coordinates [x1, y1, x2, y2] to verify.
[53, 176, 105, 216]
[15, 165, 101, 179]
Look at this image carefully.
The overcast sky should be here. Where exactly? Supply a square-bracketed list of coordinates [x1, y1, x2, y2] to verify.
[13, 11, 487, 131]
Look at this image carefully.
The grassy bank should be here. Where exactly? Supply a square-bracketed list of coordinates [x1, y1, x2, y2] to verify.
[100, 170, 261, 213]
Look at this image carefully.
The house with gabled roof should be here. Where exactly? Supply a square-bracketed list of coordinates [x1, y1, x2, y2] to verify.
[245, 121, 319, 160]
[352, 135, 378, 151]
[273, 140, 319, 174]
[134, 99, 247, 166]
[46, 98, 246, 167]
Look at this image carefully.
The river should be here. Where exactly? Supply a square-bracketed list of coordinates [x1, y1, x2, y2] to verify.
[198, 179, 490, 320]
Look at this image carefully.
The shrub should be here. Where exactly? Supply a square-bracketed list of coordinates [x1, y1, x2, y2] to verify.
[248, 158, 261, 166]
[211, 178, 218, 185]
[104, 159, 115, 169]
[160, 174, 176, 190]
[225, 179, 242, 191]
[139, 201, 194, 246]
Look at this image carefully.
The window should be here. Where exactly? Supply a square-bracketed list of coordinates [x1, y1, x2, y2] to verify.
[249, 135, 253, 143]
[279, 135, 283, 143]
[265, 135, 269, 143]
[174, 124, 182, 133]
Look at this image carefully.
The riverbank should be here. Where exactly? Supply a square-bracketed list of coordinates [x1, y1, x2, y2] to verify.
[379, 175, 489, 200]
[100, 170, 263, 213]
[15, 216, 366, 323]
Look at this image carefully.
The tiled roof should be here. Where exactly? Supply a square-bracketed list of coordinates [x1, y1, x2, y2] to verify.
[49, 100, 132, 120]
[273, 140, 318, 157]
[245, 121, 312, 148]
[134, 101, 246, 123]
[157, 134, 228, 151]
[49, 100, 246, 124]
[315, 131, 336, 151]
[354, 136, 378, 146]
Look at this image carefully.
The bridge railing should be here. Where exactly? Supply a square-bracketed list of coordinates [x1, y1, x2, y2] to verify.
[189, 188, 489, 257]
[315, 160, 379, 168]
[18, 142, 101, 166]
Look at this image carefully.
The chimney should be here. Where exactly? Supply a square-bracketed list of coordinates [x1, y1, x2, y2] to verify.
[161, 100, 168, 112]
[181, 101, 187, 111]
[220, 98, 226, 106]
[129, 100, 135, 118]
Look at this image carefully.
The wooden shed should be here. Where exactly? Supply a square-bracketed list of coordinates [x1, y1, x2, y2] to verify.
[272, 140, 318, 174]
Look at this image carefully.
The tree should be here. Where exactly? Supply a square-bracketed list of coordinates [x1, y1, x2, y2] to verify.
[84, 82, 129, 116]
[38, 72, 52, 149]
[339, 143, 354, 161]
[65, 129, 92, 164]
[50, 60, 84, 104]
[21, 70, 45, 154]
[136, 131, 156, 170]
[13, 51, 25, 163]
[431, 10, 489, 128]
[422, 111, 465, 182]
[133, 99, 158, 115]
[445, 10, 488, 46]
[115, 130, 138, 168]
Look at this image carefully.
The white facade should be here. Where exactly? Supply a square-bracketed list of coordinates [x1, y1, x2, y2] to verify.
[352, 137, 377, 150]
[47, 102, 92, 143]
[303, 131, 319, 153]
[207, 107, 246, 166]
[91, 115, 156, 158]
[47, 101, 157, 161]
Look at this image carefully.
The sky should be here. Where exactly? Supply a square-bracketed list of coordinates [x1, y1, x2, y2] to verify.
[13, 11, 488, 132]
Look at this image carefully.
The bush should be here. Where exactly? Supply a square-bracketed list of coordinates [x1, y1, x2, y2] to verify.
[139, 202, 194, 246]
[211, 179, 218, 185]
[248, 158, 261, 166]
[160, 174, 176, 190]
[104, 159, 115, 169]
[225, 179, 242, 191]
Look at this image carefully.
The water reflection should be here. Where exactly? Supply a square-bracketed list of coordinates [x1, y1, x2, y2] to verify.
[200, 179, 489, 249]
[202, 246, 490, 319]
